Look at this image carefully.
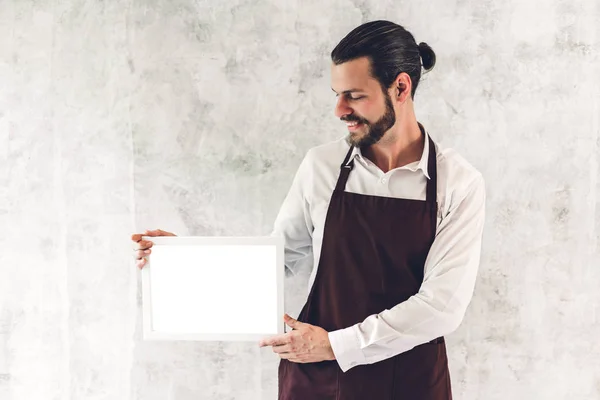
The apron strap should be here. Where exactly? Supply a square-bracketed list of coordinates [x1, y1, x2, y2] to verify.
[335, 145, 355, 192]
[425, 134, 439, 238]
[425, 134, 437, 207]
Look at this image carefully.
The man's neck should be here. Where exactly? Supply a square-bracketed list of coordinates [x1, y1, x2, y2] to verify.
[362, 121, 424, 173]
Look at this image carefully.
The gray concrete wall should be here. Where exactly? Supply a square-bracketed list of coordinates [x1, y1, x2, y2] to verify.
[1, 1, 598, 399]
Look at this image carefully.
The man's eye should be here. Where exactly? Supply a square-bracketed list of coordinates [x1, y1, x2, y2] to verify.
[334, 93, 365, 100]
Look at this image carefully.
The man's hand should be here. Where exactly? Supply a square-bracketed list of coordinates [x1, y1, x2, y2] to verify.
[131, 229, 177, 269]
[258, 314, 336, 363]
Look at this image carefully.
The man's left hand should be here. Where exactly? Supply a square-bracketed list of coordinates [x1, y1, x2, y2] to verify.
[258, 314, 336, 363]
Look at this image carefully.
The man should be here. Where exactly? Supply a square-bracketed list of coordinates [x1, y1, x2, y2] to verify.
[132, 20, 485, 400]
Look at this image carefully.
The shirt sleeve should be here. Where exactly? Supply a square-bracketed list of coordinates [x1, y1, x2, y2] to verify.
[270, 151, 314, 277]
[328, 174, 486, 372]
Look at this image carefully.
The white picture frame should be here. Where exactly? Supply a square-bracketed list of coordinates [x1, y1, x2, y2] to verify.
[140, 235, 285, 341]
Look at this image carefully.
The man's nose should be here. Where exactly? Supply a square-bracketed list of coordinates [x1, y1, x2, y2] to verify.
[334, 97, 353, 120]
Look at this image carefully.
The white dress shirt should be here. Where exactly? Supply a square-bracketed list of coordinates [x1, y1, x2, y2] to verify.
[272, 128, 486, 373]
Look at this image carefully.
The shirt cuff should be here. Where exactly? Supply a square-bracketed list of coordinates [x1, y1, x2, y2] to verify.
[328, 325, 367, 372]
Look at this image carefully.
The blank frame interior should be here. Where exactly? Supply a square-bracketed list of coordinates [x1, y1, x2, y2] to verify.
[141, 236, 285, 341]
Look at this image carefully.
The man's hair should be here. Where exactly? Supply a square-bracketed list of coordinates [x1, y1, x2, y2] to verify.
[331, 20, 436, 98]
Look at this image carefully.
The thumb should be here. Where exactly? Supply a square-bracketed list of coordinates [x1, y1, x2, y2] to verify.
[284, 314, 304, 330]
[145, 229, 176, 237]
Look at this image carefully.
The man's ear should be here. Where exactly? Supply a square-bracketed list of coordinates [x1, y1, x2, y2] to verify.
[396, 82, 406, 97]
[393, 73, 413, 103]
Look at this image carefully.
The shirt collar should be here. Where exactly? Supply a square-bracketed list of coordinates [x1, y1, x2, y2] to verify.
[346, 124, 432, 179]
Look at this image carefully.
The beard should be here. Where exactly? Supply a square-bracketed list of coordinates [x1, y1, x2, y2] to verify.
[344, 91, 396, 149]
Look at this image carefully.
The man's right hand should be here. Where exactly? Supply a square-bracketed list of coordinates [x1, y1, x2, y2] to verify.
[131, 229, 177, 269]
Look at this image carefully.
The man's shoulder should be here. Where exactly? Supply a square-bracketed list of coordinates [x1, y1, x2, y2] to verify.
[435, 144, 485, 196]
[303, 136, 351, 168]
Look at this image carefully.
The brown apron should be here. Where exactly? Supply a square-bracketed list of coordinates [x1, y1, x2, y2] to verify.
[278, 133, 452, 400]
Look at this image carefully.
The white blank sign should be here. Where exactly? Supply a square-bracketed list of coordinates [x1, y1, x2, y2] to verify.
[141, 236, 284, 341]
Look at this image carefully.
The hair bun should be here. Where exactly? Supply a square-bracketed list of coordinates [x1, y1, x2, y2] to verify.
[418, 42, 436, 71]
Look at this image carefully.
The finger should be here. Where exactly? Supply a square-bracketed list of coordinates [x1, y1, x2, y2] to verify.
[136, 258, 147, 269]
[144, 229, 175, 237]
[131, 233, 143, 242]
[155, 229, 175, 236]
[134, 249, 151, 260]
[259, 334, 290, 347]
[278, 351, 295, 360]
[284, 314, 304, 330]
[133, 241, 154, 251]
[272, 344, 292, 354]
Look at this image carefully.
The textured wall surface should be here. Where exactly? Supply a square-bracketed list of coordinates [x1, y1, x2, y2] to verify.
[1, 0, 599, 399]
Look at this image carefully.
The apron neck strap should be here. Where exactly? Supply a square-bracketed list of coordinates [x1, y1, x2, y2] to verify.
[335, 145, 355, 192]
[425, 134, 437, 205]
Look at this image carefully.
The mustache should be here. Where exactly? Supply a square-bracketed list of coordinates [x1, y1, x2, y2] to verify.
[341, 115, 367, 124]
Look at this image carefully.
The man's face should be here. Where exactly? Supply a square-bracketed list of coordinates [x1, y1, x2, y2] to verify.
[331, 57, 396, 148]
